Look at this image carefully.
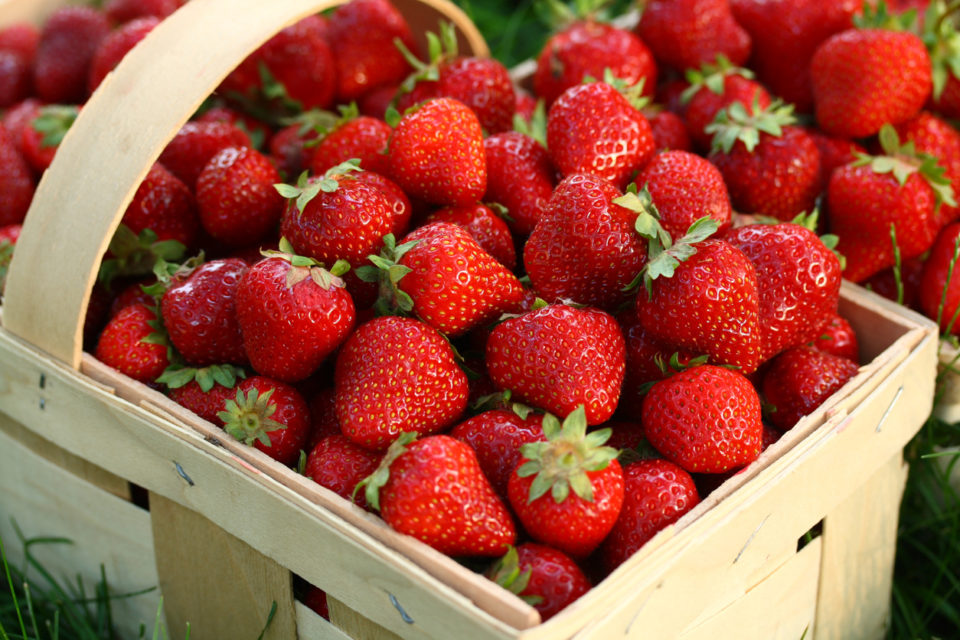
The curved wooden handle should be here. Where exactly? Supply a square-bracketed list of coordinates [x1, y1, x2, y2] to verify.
[1, 0, 487, 369]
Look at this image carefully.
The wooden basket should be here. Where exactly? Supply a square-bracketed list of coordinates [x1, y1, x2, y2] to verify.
[0, 1, 941, 638]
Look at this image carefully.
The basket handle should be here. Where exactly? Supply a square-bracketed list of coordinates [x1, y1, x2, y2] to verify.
[1, 0, 487, 369]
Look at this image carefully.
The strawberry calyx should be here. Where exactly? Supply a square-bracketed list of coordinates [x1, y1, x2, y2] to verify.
[471, 390, 538, 420]
[516, 405, 618, 505]
[537, 0, 616, 30]
[354, 431, 419, 511]
[750, 210, 848, 270]
[921, 1, 960, 100]
[354, 233, 422, 316]
[98, 225, 189, 289]
[156, 363, 246, 392]
[654, 351, 710, 377]
[854, 0, 919, 31]
[393, 21, 459, 97]
[218, 386, 286, 448]
[513, 99, 548, 147]
[274, 159, 363, 214]
[223, 61, 304, 126]
[706, 97, 797, 154]
[616, 438, 663, 465]
[486, 546, 544, 606]
[31, 104, 79, 148]
[587, 68, 649, 111]
[281, 105, 349, 147]
[680, 54, 754, 104]
[262, 237, 351, 291]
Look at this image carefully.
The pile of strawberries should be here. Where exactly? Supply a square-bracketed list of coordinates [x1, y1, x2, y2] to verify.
[0, 0, 953, 622]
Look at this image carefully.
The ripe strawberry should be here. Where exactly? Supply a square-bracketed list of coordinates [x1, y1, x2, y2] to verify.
[236, 250, 356, 382]
[94, 302, 170, 383]
[305, 435, 383, 510]
[761, 346, 859, 430]
[806, 128, 866, 187]
[167, 377, 237, 425]
[196, 105, 273, 152]
[307, 388, 342, 447]
[158, 120, 252, 188]
[642, 364, 763, 473]
[601, 459, 700, 572]
[218, 376, 311, 466]
[0, 51, 31, 108]
[268, 121, 321, 178]
[925, 1, 960, 119]
[648, 110, 692, 153]
[809, 312, 859, 362]
[918, 221, 960, 333]
[21, 104, 78, 173]
[352, 170, 412, 238]
[0, 223, 21, 293]
[425, 203, 516, 270]
[487, 544, 591, 622]
[810, 27, 932, 138]
[32, 6, 109, 103]
[308, 107, 392, 176]
[0, 23, 39, 60]
[196, 146, 283, 248]
[335, 316, 469, 450]
[507, 407, 624, 558]
[120, 162, 199, 249]
[88, 16, 159, 93]
[894, 111, 960, 226]
[450, 409, 546, 498]
[103, 0, 181, 23]
[636, 0, 751, 73]
[0, 126, 34, 226]
[486, 304, 625, 425]
[2, 98, 41, 154]
[386, 97, 487, 207]
[523, 173, 647, 309]
[302, 586, 329, 620]
[483, 131, 556, 236]
[533, 20, 656, 106]
[546, 79, 655, 190]
[862, 257, 925, 310]
[359, 433, 517, 556]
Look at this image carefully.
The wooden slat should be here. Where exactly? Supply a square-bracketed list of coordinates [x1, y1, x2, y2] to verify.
[329, 596, 407, 640]
[0, 0, 81, 25]
[295, 601, 355, 640]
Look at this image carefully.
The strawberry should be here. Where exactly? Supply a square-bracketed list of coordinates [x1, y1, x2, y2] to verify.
[483, 131, 556, 236]
[507, 406, 624, 558]
[862, 257, 925, 310]
[648, 110, 692, 153]
[487, 544, 591, 622]
[0, 23, 39, 60]
[636, 0, 751, 73]
[218, 376, 311, 466]
[158, 120, 252, 188]
[2, 98, 42, 154]
[307, 106, 392, 176]
[103, 0, 181, 24]
[32, 6, 109, 103]
[305, 435, 383, 510]
[235, 249, 356, 382]
[450, 409, 546, 498]
[196, 105, 273, 152]
[806, 128, 866, 187]
[268, 121, 321, 178]
[335, 316, 469, 450]
[642, 364, 763, 473]
[0, 51, 31, 108]
[761, 346, 859, 430]
[809, 312, 859, 362]
[167, 377, 237, 425]
[425, 203, 517, 270]
[94, 302, 170, 384]
[307, 388, 342, 447]
[918, 221, 960, 333]
[88, 16, 159, 93]
[601, 459, 700, 572]
[386, 97, 487, 207]
[21, 104, 78, 173]
[120, 162, 199, 250]
[533, 20, 656, 106]
[894, 111, 960, 226]
[924, 0, 960, 119]
[523, 173, 647, 310]
[0, 126, 34, 226]
[196, 146, 284, 248]
[359, 432, 517, 556]
[0, 223, 21, 293]
[485, 304, 625, 425]
[546, 78, 655, 190]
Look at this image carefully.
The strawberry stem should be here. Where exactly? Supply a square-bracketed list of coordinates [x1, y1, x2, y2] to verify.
[353, 431, 418, 511]
[218, 387, 286, 448]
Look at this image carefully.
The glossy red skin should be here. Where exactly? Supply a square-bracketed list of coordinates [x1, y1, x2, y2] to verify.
[161, 258, 249, 366]
[380, 435, 516, 556]
[919, 222, 960, 334]
[636, 0, 751, 73]
[931, 72, 960, 120]
[637, 239, 762, 374]
[280, 171, 398, 267]
[335, 316, 469, 451]
[524, 173, 646, 310]
[634, 150, 732, 242]
[158, 120, 252, 188]
[862, 258, 925, 311]
[761, 346, 858, 431]
[811, 29, 932, 139]
[806, 128, 865, 187]
[436, 57, 516, 135]
[2, 98, 41, 155]
[683, 74, 771, 152]
[0, 23, 39, 60]
[309, 116, 391, 176]
[508, 457, 624, 559]
[642, 365, 763, 473]
[426, 203, 517, 270]
[828, 164, 941, 283]
[511, 543, 591, 621]
[486, 304, 626, 425]
[121, 162, 199, 249]
[709, 126, 822, 222]
[88, 17, 158, 93]
[33, 7, 109, 103]
[648, 111, 692, 152]
[894, 111, 960, 227]
[387, 97, 487, 207]
[546, 82, 654, 190]
[268, 122, 320, 178]
[810, 313, 859, 362]
[327, 0, 417, 102]
[103, 0, 181, 24]
[305, 435, 383, 510]
[601, 459, 700, 572]
[730, 0, 858, 113]
[601, 421, 647, 451]
[19, 104, 75, 172]
[94, 303, 169, 383]
[533, 21, 657, 106]
[449, 410, 546, 498]
[168, 380, 235, 425]
[307, 388, 342, 448]
[483, 131, 556, 236]
[302, 586, 329, 620]
[236, 257, 356, 383]
[196, 146, 283, 247]
[0, 51, 31, 108]
[0, 127, 34, 225]
[723, 223, 842, 363]
[234, 376, 310, 466]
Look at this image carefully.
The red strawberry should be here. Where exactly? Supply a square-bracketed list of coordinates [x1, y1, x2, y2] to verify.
[386, 97, 487, 207]
[2, 98, 42, 154]
[806, 128, 866, 187]
[268, 121, 321, 179]
[167, 377, 237, 425]
[636, 0, 751, 73]
[235, 250, 356, 382]
[335, 316, 469, 450]
[308, 109, 392, 176]
[88, 16, 159, 93]
[507, 407, 624, 558]
[0, 223, 21, 293]
[196, 146, 284, 248]
[486, 304, 625, 425]
[681, 60, 772, 152]
[104, 0, 181, 23]
[121, 162, 199, 249]
[809, 312, 859, 362]
[761, 346, 858, 430]
[862, 257, 925, 310]
[307, 388, 342, 447]
[0, 126, 34, 226]
[601, 458, 700, 572]
[0, 23, 39, 60]
[648, 110, 692, 152]
[0, 51, 31, 108]
[359, 432, 517, 556]
[483, 131, 556, 236]
[302, 586, 329, 620]
[159, 120, 252, 188]
[642, 364, 763, 473]
[487, 544, 591, 622]
[21, 104, 78, 173]
[523, 173, 647, 309]
[918, 221, 960, 333]
[218, 376, 311, 466]
[305, 434, 383, 510]
[894, 111, 960, 226]
[196, 105, 273, 152]
[94, 302, 170, 383]
[32, 6, 109, 103]
[546, 79, 655, 190]
[425, 203, 516, 270]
